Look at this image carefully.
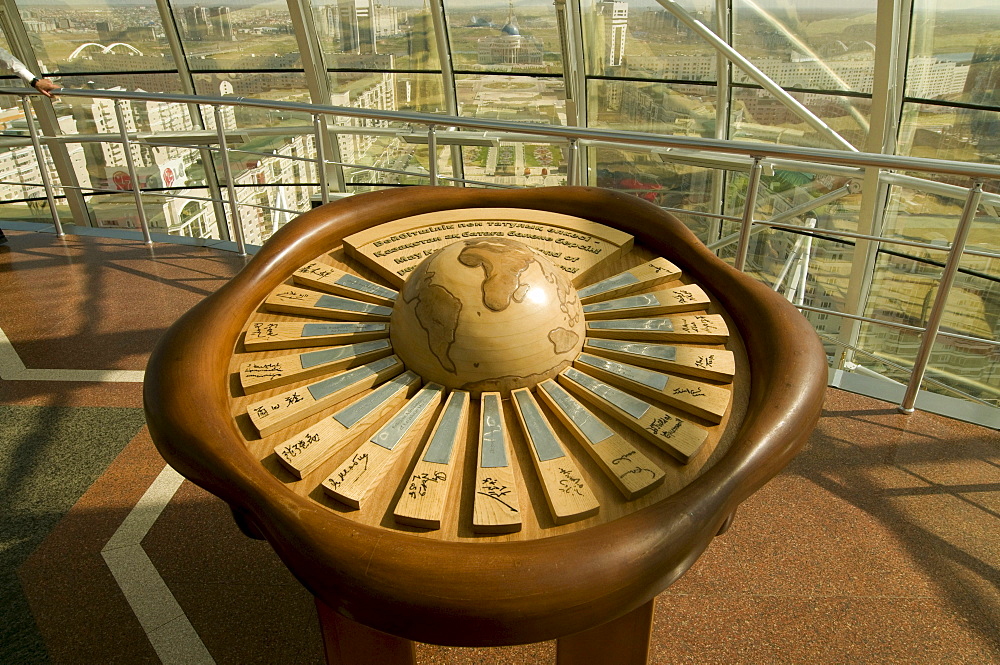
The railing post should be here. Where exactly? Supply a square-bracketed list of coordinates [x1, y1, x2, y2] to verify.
[313, 114, 330, 206]
[427, 125, 438, 186]
[113, 99, 152, 244]
[567, 139, 579, 187]
[21, 96, 63, 236]
[898, 180, 983, 413]
[733, 156, 763, 272]
[215, 106, 247, 256]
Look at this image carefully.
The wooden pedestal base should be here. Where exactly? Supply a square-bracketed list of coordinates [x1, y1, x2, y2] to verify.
[316, 599, 416, 665]
[315, 598, 655, 665]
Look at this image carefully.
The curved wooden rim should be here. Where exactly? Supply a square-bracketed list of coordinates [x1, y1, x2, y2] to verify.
[144, 186, 827, 645]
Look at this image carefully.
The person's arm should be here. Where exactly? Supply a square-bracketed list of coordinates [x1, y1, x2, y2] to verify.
[0, 46, 58, 98]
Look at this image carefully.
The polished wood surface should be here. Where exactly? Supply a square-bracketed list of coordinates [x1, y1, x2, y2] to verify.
[536, 379, 665, 500]
[343, 207, 633, 287]
[472, 392, 523, 533]
[144, 186, 827, 650]
[577, 258, 681, 304]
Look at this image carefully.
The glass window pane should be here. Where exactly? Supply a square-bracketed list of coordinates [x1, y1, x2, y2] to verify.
[882, 181, 967, 245]
[447, 0, 563, 75]
[457, 74, 566, 124]
[314, 0, 441, 71]
[55, 72, 186, 94]
[461, 141, 567, 188]
[927, 256, 1000, 405]
[54, 90, 214, 194]
[898, 101, 1000, 165]
[907, 0, 999, 103]
[731, 87, 869, 149]
[592, 146, 719, 242]
[236, 182, 316, 245]
[395, 73, 446, 113]
[924, 335, 1000, 406]
[732, 0, 877, 94]
[19, 3, 177, 74]
[584, 0, 717, 80]
[86, 190, 223, 238]
[194, 72, 311, 128]
[175, 1, 301, 71]
[589, 80, 717, 137]
[345, 140, 456, 190]
[856, 249, 999, 404]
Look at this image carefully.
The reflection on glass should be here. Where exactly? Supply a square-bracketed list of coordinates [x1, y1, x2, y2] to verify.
[882, 182, 968, 245]
[457, 74, 565, 123]
[194, 72, 311, 129]
[0, 100, 72, 197]
[314, 0, 440, 71]
[51, 85, 211, 195]
[589, 79, 717, 137]
[858, 250, 998, 404]
[732, 0, 876, 94]
[345, 140, 455, 191]
[908, 0, 999, 104]
[197, 73, 318, 244]
[20, 3, 176, 74]
[583, 0, 716, 80]
[730, 87, 869, 149]
[53, 73, 186, 95]
[393, 73, 445, 113]
[591, 146, 716, 239]
[87, 190, 221, 238]
[462, 141, 566, 188]
[898, 102, 1000, 167]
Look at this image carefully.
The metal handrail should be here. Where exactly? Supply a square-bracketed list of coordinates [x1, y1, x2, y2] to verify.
[2, 85, 998, 423]
[6, 86, 1000, 181]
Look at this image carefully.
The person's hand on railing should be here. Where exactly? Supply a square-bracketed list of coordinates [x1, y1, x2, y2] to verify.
[31, 77, 59, 99]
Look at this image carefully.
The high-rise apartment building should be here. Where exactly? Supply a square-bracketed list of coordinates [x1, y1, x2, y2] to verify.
[207, 7, 234, 42]
[337, 0, 377, 54]
[597, 1, 628, 67]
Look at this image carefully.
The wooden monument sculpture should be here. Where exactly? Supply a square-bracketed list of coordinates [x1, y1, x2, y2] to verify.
[144, 186, 827, 664]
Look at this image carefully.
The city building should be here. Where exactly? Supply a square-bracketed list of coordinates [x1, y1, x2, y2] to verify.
[477, 9, 545, 67]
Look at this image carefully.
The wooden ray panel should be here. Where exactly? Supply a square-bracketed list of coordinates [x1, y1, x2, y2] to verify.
[558, 367, 707, 464]
[248, 355, 403, 437]
[273, 371, 421, 479]
[394, 390, 470, 529]
[264, 285, 393, 321]
[582, 338, 735, 382]
[293, 260, 399, 306]
[573, 354, 731, 424]
[511, 388, 600, 525]
[322, 383, 445, 509]
[582, 285, 711, 320]
[472, 392, 522, 534]
[586, 314, 729, 344]
[243, 321, 389, 352]
[576, 258, 682, 304]
[343, 208, 634, 288]
[536, 380, 664, 500]
[239, 339, 394, 394]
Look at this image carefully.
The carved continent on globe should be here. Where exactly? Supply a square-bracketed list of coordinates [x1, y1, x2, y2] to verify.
[390, 238, 586, 394]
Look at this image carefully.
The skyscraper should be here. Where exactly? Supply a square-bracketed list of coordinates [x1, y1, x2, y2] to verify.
[597, 1, 628, 67]
[338, 0, 377, 54]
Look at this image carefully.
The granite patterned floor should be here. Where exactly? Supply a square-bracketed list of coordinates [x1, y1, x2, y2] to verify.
[1, 227, 997, 664]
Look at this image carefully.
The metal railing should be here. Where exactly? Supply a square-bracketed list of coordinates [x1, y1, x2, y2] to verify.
[3, 85, 999, 424]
